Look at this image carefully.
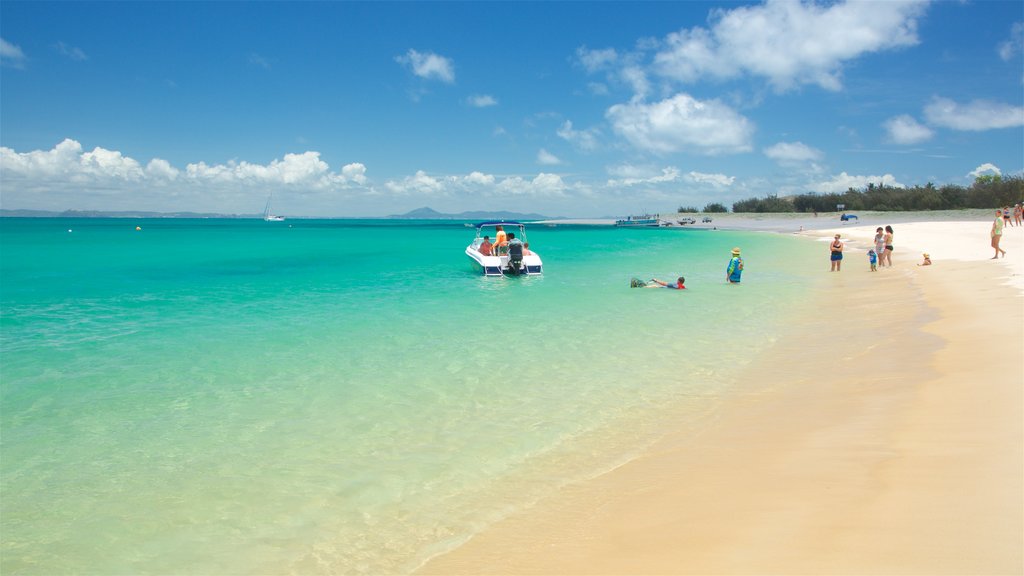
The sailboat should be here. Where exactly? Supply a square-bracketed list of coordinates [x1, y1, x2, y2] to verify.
[263, 196, 285, 222]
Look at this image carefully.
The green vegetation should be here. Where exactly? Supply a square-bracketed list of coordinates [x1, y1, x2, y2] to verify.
[731, 175, 1023, 213]
[677, 206, 699, 213]
[702, 202, 729, 213]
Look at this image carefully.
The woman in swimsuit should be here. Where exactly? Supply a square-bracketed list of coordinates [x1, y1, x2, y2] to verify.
[829, 234, 844, 272]
[882, 225, 894, 267]
[873, 227, 886, 264]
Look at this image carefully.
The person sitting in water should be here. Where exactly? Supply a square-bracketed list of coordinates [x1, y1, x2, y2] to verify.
[478, 235, 492, 256]
[642, 276, 686, 289]
[918, 253, 932, 266]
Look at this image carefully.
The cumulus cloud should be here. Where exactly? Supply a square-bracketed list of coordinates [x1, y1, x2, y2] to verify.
[812, 171, 904, 193]
[496, 173, 569, 196]
[1, 139, 369, 197]
[537, 149, 562, 165]
[467, 94, 497, 107]
[687, 171, 735, 187]
[923, 96, 1024, 131]
[653, 0, 928, 92]
[968, 163, 1001, 178]
[606, 93, 754, 155]
[607, 166, 681, 187]
[576, 46, 619, 73]
[882, 114, 934, 144]
[998, 22, 1023, 61]
[763, 141, 823, 164]
[1, 37, 27, 69]
[396, 49, 455, 83]
[556, 120, 600, 151]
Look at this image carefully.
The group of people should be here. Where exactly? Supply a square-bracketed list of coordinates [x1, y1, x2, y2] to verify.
[476, 225, 533, 257]
[1001, 204, 1022, 228]
[634, 246, 744, 290]
[828, 226, 895, 272]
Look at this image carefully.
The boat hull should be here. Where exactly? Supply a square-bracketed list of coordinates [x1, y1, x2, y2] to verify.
[465, 246, 543, 276]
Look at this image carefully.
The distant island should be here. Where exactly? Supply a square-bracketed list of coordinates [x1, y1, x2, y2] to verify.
[388, 207, 555, 220]
[0, 209, 257, 219]
[0, 207, 559, 220]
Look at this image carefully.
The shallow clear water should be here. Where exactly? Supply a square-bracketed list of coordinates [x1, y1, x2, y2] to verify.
[1, 218, 820, 574]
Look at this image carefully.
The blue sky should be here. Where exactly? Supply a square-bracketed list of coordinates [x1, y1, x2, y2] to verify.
[2, 1, 1022, 217]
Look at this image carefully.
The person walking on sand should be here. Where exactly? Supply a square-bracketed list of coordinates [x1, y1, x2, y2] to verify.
[881, 225, 894, 267]
[868, 249, 878, 272]
[873, 227, 886, 259]
[991, 209, 1007, 258]
[830, 234, 844, 272]
[726, 247, 743, 284]
[1014, 203, 1023, 227]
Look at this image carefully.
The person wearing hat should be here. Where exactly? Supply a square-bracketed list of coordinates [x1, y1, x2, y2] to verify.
[726, 247, 743, 283]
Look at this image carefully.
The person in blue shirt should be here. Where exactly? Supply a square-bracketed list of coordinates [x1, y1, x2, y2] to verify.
[726, 247, 743, 283]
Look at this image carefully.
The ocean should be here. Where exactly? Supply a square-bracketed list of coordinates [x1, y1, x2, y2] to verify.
[0, 218, 821, 574]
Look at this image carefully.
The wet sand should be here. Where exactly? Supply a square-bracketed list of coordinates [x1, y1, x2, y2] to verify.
[419, 215, 1023, 575]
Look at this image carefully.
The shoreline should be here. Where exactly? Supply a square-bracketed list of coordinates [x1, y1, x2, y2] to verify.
[418, 216, 1024, 574]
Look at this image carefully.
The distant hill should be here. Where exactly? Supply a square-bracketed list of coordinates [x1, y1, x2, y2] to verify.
[0, 209, 255, 218]
[389, 206, 555, 220]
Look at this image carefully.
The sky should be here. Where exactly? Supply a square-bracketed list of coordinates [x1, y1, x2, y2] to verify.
[1, 1, 1022, 218]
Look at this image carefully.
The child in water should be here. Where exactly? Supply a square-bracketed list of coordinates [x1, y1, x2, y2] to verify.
[867, 249, 878, 272]
[917, 253, 931, 266]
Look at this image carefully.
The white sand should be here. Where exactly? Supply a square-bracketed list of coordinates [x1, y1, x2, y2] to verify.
[419, 213, 1024, 575]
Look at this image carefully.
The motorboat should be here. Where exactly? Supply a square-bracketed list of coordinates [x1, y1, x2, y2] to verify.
[466, 220, 543, 276]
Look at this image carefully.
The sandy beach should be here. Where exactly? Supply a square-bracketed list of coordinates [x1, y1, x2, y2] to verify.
[419, 212, 1023, 575]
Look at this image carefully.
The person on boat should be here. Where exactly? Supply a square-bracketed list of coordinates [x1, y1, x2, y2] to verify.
[494, 226, 509, 255]
[727, 247, 743, 283]
[523, 242, 533, 255]
[478, 235, 492, 256]
[646, 276, 686, 289]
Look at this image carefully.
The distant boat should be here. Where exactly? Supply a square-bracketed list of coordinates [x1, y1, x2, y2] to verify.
[615, 214, 662, 227]
[263, 197, 285, 222]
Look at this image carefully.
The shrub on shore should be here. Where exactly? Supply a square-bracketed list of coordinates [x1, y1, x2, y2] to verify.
[731, 175, 1023, 213]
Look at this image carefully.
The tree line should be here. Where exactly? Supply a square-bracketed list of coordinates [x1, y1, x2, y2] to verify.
[679, 175, 1023, 214]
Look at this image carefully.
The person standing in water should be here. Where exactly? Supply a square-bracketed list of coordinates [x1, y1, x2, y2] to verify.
[726, 247, 743, 283]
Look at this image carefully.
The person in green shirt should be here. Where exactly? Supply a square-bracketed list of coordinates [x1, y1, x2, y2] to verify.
[991, 209, 1007, 259]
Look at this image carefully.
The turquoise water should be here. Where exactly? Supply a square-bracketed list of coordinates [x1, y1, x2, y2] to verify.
[1, 218, 821, 574]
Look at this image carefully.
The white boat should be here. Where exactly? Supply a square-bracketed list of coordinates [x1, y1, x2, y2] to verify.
[465, 220, 543, 276]
[615, 214, 661, 227]
[263, 197, 285, 222]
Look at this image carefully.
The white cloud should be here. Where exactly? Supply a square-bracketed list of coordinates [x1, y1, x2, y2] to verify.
[998, 22, 1023, 61]
[607, 166, 680, 187]
[923, 97, 1024, 131]
[812, 172, 904, 193]
[537, 149, 562, 165]
[687, 171, 735, 187]
[556, 120, 600, 151]
[54, 41, 88, 61]
[882, 114, 934, 144]
[576, 46, 618, 73]
[653, 0, 928, 92]
[465, 171, 495, 186]
[1, 37, 27, 69]
[384, 170, 445, 195]
[396, 49, 455, 83]
[763, 141, 824, 164]
[1, 139, 369, 197]
[968, 163, 1001, 178]
[606, 93, 754, 155]
[467, 94, 497, 107]
[496, 173, 569, 196]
